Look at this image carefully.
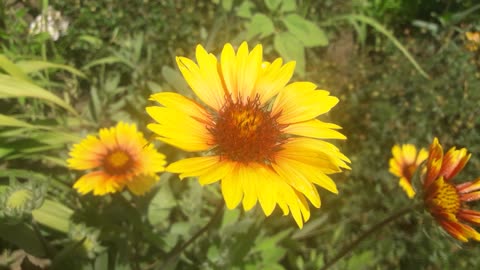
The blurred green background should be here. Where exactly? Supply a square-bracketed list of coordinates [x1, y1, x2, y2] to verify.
[1, 0, 480, 269]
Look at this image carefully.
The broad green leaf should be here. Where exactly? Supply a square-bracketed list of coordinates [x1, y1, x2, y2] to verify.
[236, 0, 254, 18]
[32, 199, 73, 233]
[246, 13, 275, 40]
[16, 60, 87, 78]
[221, 0, 233, 11]
[282, 14, 328, 47]
[0, 74, 77, 114]
[147, 179, 177, 227]
[274, 32, 305, 76]
[0, 223, 46, 257]
[0, 54, 30, 81]
[280, 0, 296, 12]
[147, 80, 163, 93]
[265, 0, 282, 11]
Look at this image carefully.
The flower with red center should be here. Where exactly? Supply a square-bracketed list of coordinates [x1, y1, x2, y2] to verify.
[423, 138, 480, 242]
[389, 144, 428, 198]
[68, 122, 166, 196]
[146, 42, 350, 228]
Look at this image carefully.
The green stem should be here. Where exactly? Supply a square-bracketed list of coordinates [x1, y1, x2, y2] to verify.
[320, 204, 419, 270]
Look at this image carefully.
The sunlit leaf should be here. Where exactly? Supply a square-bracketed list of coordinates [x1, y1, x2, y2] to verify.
[282, 14, 329, 47]
[0, 74, 77, 114]
[273, 32, 305, 76]
[246, 13, 275, 40]
[265, 0, 282, 11]
[0, 54, 30, 81]
[16, 60, 87, 78]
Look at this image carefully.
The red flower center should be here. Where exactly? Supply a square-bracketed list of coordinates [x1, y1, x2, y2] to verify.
[210, 95, 285, 163]
[103, 149, 134, 174]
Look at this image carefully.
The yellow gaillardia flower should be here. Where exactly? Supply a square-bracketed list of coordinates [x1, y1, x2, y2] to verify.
[389, 144, 428, 198]
[465, 31, 480, 52]
[423, 138, 480, 242]
[146, 42, 350, 228]
[68, 122, 166, 196]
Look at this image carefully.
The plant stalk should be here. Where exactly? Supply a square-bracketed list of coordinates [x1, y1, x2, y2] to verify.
[321, 204, 418, 270]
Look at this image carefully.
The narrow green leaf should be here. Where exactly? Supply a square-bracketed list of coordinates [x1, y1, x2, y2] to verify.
[282, 14, 328, 47]
[329, 14, 430, 79]
[162, 65, 189, 93]
[0, 54, 30, 81]
[246, 13, 275, 40]
[0, 74, 77, 114]
[274, 32, 305, 76]
[16, 60, 87, 78]
[82, 56, 135, 70]
[147, 80, 163, 93]
[0, 114, 34, 128]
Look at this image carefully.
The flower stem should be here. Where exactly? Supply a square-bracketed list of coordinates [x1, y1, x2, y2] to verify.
[320, 204, 418, 270]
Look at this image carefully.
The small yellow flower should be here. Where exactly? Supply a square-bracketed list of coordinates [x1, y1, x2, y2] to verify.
[68, 122, 166, 196]
[423, 138, 480, 242]
[389, 144, 428, 198]
[465, 31, 480, 52]
[146, 42, 350, 228]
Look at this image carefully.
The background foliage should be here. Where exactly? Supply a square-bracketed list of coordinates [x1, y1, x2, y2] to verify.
[1, 0, 480, 269]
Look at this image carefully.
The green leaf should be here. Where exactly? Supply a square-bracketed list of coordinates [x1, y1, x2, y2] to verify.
[327, 14, 430, 79]
[280, 0, 296, 12]
[161, 65, 189, 93]
[0, 223, 46, 257]
[236, 0, 254, 18]
[221, 0, 234, 11]
[147, 179, 177, 227]
[246, 13, 275, 40]
[0, 114, 34, 128]
[147, 80, 163, 93]
[265, 0, 282, 11]
[0, 74, 77, 114]
[273, 32, 305, 76]
[282, 14, 328, 47]
[16, 60, 87, 78]
[0, 54, 30, 81]
[82, 56, 135, 70]
[32, 199, 73, 233]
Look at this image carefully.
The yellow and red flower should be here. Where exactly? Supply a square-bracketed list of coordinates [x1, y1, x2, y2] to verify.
[146, 42, 350, 228]
[423, 138, 480, 242]
[389, 144, 428, 198]
[68, 122, 166, 196]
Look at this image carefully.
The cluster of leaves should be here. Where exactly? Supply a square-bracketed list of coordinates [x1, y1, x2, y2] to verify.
[1, 0, 480, 269]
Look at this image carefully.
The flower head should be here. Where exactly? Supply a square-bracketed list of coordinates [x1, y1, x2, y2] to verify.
[423, 138, 480, 242]
[465, 31, 480, 52]
[68, 122, 166, 196]
[146, 42, 350, 228]
[389, 144, 428, 198]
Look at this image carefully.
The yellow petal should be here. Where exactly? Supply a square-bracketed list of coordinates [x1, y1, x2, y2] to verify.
[166, 156, 221, 176]
[221, 164, 244, 209]
[282, 119, 346, 140]
[272, 82, 339, 124]
[256, 59, 295, 105]
[220, 43, 238, 98]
